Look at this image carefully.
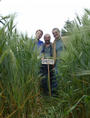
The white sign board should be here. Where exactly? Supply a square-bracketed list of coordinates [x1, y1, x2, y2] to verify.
[42, 59, 54, 65]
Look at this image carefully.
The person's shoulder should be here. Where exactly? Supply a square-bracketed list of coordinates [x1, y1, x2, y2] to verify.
[38, 40, 43, 46]
[39, 40, 43, 44]
[58, 38, 63, 44]
[50, 42, 53, 46]
[52, 42, 54, 48]
[42, 43, 45, 48]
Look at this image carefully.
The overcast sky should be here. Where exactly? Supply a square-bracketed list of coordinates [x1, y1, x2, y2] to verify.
[0, 0, 90, 41]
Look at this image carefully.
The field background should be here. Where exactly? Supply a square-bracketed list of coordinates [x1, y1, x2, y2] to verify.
[0, 9, 90, 118]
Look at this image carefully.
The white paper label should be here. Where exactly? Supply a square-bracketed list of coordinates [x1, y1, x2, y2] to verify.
[42, 59, 54, 65]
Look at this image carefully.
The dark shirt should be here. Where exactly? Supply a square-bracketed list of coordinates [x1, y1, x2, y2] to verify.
[41, 43, 53, 58]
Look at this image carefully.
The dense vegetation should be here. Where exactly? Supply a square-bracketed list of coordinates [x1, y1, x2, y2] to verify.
[0, 9, 90, 118]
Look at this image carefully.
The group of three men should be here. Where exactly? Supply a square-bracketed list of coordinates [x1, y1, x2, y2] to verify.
[34, 28, 64, 96]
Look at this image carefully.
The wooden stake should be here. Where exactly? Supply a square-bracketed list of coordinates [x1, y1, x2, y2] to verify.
[48, 64, 51, 96]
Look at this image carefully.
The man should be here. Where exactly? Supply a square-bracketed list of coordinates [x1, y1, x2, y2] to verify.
[52, 28, 64, 75]
[33, 29, 44, 58]
[40, 34, 57, 96]
[35, 29, 43, 48]
[41, 34, 53, 58]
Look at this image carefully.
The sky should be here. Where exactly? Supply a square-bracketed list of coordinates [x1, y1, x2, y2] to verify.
[0, 0, 90, 41]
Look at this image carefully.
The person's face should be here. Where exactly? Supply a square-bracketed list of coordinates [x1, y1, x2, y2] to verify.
[52, 29, 60, 39]
[36, 31, 43, 40]
[44, 35, 51, 44]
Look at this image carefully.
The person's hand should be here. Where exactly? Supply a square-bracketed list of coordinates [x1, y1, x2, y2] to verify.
[41, 57, 44, 61]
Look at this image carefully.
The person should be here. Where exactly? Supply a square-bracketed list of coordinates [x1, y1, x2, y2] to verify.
[52, 28, 64, 76]
[41, 34, 53, 58]
[35, 29, 43, 48]
[32, 29, 44, 59]
[40, 34, 57, 96]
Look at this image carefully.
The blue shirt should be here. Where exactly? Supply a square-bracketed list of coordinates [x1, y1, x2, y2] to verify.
[32, 39, 43, 49]
[55, 39, 64, 57]
[32, 39, 43, 55]
[37, 40, 43, 48]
